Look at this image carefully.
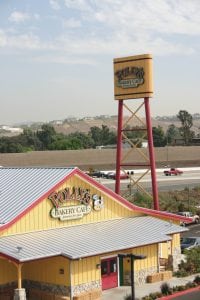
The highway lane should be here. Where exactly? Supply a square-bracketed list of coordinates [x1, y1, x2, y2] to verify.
[181, 223, 200, 238]
[95, 168, 200, 192]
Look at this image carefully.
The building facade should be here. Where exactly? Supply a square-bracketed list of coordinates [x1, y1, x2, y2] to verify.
[0, 167, 187, 300]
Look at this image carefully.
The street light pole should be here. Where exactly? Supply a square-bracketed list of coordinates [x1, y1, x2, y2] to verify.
[118, 253, 146, 300]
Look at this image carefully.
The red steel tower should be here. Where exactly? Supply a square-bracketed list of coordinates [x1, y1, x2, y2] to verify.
[113, 54, 159, 210]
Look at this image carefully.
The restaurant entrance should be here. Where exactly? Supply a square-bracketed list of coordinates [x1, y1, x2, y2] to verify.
[101, 257, 118, 290]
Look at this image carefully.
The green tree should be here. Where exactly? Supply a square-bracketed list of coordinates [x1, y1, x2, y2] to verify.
[89, 126, 102, 146]
[89, 125, 116, 147]
[123, 125, 145, 148]
[0, 137, 24, 153]
[68, 132, 94, 149]
[152, 126, 166, 147]
[177, 110, 194, 145]
[19, 128, 42, 150]
[166, 124, 180, 145]
[36, 124, 56, 150]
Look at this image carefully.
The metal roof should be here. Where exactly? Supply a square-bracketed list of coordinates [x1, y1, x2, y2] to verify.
[0, 216, 187, 262]
[0, 167, 75, 225]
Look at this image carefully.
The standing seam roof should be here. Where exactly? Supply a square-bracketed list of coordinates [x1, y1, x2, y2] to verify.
[0, 167, 75, 225]
[0, 216, 187, 262]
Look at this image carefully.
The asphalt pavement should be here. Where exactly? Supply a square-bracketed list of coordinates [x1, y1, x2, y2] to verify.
[172, 289, 200, 300]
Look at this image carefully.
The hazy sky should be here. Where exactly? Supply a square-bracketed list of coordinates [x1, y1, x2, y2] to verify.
[0, 0, 200, 125]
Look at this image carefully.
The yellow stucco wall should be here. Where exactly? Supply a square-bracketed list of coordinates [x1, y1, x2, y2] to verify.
[1, 174, 142, 237]
[0, 258, 17, 284]
[123, 244, 158, 273]
[0, 256, 70, 286]
[23, 256, 70, 286]
[71, 256, 101, 286]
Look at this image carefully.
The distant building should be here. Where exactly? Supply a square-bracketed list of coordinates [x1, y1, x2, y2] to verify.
[0, 125, 23, 134]
[82, 117, 94, 121]
[96, 141, 148, 150]
[50, 120, 63, 125]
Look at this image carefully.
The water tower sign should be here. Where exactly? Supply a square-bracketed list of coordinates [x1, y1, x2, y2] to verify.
[113, 54, 153, 100]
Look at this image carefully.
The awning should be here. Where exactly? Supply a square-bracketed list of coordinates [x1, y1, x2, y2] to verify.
[0, 216, 187, 262]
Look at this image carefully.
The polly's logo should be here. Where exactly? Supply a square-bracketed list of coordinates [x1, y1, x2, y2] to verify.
[115, 66, 144, 88]
[48, 187, 104, 221]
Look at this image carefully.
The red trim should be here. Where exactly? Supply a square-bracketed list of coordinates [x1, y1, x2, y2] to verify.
[0, 167, 191, 233]
[158, 285, 200, 299]
[75, 169, 191, 223]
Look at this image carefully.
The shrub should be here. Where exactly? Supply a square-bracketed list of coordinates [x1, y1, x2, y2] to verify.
[185, 281, 196, 289]
[149, 292, 162, 299]
[172, 285, 179, 292]
[194, 275, 200, 284]
[174, 269, 188, 277]
[174, 248, 200, 277]
[177, 285, 186, 291]
[141, 295, 162, 300]
[160, 282, 172, 295]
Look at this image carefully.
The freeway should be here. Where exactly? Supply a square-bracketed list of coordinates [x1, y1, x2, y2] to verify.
[96, 167, 200, 193]
[181, 223, 200, 238]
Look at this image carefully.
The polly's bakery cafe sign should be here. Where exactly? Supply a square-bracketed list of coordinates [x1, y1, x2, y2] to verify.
[115, 66, 144, 89]
[113, 54, 153, 100]
[48, 187, 104, 221]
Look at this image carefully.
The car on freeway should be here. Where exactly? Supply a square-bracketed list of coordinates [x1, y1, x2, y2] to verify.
[163, 168, 183, 176]
[176, 211, 199, 225]
[85, 170, 104, 178]
[181, 236, 200, 252]
[106, 171, 129, 180]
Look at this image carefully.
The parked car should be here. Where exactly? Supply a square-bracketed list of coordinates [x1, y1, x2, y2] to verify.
[181, 236, 200, 252]
[163, 168, 183, 176]
[176, 211, 199, 225]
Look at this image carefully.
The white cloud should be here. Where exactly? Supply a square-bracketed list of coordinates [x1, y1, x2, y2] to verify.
[58, 0, 200, 58]
[0, 30, 7, 47]
[8, 11, 30, 23]
[49, 0, 61, 10]
[64, 0, 93, 12]
[89, 0, 200, 36]
[0, 30, 44, 50]
[62, 18, 82, 28]
[1, 0, 200, 60]
[34, 14, 40, 20]
[33, 54, 97, 65]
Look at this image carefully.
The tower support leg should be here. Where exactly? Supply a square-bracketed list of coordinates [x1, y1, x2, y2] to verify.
[115, 100, 123, 194]
[144, 97, 159, 210]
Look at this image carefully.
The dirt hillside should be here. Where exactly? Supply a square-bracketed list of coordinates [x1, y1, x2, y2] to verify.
[53, 115, 200, 135]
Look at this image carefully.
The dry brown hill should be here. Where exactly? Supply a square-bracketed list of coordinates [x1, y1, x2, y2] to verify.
[53, 115, 200, 135]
